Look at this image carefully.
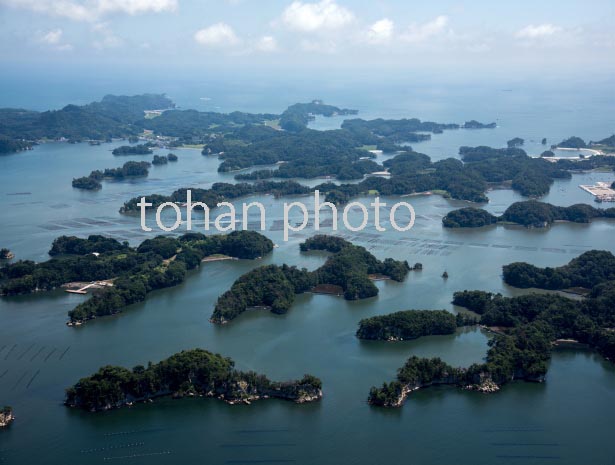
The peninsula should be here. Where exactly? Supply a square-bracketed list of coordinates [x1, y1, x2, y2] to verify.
[0, 231, 273, 325]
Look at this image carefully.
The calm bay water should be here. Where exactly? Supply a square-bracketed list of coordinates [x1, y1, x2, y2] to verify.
[1, 80, 615, 464]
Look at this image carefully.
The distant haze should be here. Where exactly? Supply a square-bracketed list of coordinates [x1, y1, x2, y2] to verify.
[0, 0, 613, 81]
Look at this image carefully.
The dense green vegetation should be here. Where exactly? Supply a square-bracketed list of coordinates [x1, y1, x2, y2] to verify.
[503, 250, 615, 290]
[557, 136, 586, 149]
[65, 349, 322, 411]
[0, 136, 31, 154]
[507, 137, 524, 148]
[73, 161, 151, 190]
[112, 144, 153, 155]
[313, 144, 580, 205]
[120, 180, 311, 213]
[453, 286, 615, 361]
[500, 202, 615, 227]
[442, 207, 498, 228]
[49, 235, 130, 256]
[370, 250, 615, 407]
[102, 161, 151, 178]
[211, 236, 410, 324]
[595, 134, 615, 146]
[72, 176, 102, 190]
[458, 146, 527, 162]
[356, 310, 459, 341]
[279, 100, 357, 132]
[0, 231, 273, 324]
[211, 264, 316, 322]
[138, 109, 278, 142]
[459, 146, 573, 197]
[208, 112, 498, 182]
[0, 94, 174, 142]
[341, 118, 459, 143]
[216, 128, 377, 180]
[152, 154, 168, 165]
[144, 139, 604, 214]
[443, 200, 615, 228]
[463, 120, 496, 129]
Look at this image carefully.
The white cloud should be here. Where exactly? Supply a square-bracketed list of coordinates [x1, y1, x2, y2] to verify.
[41, 28, 63, 44]
[281, 0, 354, 32]
[95, 0, 177, 15]
[366, 18, 393, 44]
[400, 15, 450, 43]
[0, 0, 177, 21]
[256, 36, 278, 52]
[92, 22, 122, 48]
[515, 24, 562, 39]
[39, 28, 73, 50]
[194, 23, 240, 47]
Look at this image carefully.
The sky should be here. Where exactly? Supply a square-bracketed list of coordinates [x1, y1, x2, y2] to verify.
[0, 0, 614, 77]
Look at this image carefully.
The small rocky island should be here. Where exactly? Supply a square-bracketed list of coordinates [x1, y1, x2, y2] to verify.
[0, 406, 14, 427]
[65, 349, 322, 412]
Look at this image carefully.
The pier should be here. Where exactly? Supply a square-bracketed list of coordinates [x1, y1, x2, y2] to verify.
[579, 182, 615, 202]
[64, 280, 114, 295]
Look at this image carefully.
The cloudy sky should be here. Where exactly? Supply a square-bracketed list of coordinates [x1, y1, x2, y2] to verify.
[0, 0, 613, 74]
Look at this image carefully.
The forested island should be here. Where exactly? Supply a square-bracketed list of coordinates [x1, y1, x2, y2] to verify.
[72, 161, 151, 190]
[151, 153, 177, 165]
[127, 141, 610, 214]
[210, 235, 410, 324]
[65, 349, 322, 411]
[0, 94, 174, 147]
[443, 200, 615, 228]
[507, 137, 524, 148]
[152, 154, 168, 165]
[369, 250, 615, 407]
[4, 93, 612, 208]
[463, 120, 497, 129]
[356, 309, 467, 341]
[279, 100, 357, 131]
[557, 136, 587, 149]
[0, 231, 273, 325]
[112, 144, 153, 156]
[503, 249, 615, 290]
[120, 180, 311, 213]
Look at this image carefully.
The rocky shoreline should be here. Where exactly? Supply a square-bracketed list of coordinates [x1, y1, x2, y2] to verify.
[66, 380, 323, 412]
[64, 349, 322, 413]
[369, 364, 545, 408]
